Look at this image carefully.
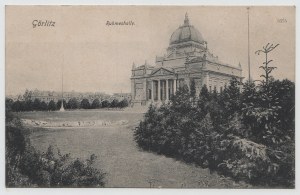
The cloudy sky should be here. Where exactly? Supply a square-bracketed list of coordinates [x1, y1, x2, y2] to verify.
[6, 6, 295, 95]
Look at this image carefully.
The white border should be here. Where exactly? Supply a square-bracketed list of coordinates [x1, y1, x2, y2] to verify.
[0, 1, 298, 195]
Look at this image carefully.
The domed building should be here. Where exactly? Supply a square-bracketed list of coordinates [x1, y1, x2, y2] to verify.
[130, 13, 243, 106]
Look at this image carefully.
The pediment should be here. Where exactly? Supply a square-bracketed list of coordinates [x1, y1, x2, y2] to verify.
[151, 67, 174, 76]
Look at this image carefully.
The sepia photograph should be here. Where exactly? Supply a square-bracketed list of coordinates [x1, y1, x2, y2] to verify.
[4, 5, 295, 189]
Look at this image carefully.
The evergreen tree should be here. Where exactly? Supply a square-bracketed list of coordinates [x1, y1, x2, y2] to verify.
[48, 100, 57, 111]
[110, 99, 119, 108]
[170, 84, 192, 115]
[218, 78, 241, 118]
[241, 81, 258, 130]
[242, 81, 257, 105]
[40, 101, 48, 111]
[67, 98, 79, 109]
[255, 43, 279, 85]
[190, 79, 196, 98]
[56, 100, 67, 110]
[24, 100, 33, 111]
[91, 99, 101, 109]
[80, 99, 90, 109]
[118, 99, 129, 108]
[12, 100, 22, 112]
[5, 98, 14, 113]
[197, 85, 211, 119]
[23, 89, 32, 102]
[199, 84, 210, 101]
[268, 79, 294, 136]
[32, 99, 41, 111]
[101, 100, 110, 108]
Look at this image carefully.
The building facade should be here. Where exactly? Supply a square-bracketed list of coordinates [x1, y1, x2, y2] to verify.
[130, 14, 243, 107]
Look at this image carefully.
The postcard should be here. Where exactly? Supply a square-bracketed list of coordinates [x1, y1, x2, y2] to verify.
[5, 5, 295, 189]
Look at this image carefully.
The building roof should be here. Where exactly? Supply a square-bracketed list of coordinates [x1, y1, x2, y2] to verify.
[169, 13, 205, 45]
[131, 13, 242, 79]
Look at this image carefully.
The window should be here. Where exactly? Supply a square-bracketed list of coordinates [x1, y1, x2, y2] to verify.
[220, 87, 223, 93]
[209, 86, 212, 93]
[214, 86, 217, 92]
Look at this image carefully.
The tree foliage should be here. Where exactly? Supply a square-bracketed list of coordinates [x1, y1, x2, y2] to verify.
[56, 100, 67, 110]
[110, 99, 119, 108]
[134, 77, 295, 187]
[91, 99, 101, 109]
[101, 100, 110, 108]
[118, 99, 129, 108]
[6, 114, 106, 187]
[80, 99, 90, 109]
[48, 100, 57, 111]
[67, 98, 79, 109]
[23, 89, 32, 101]
[32, 99, 42, 111]
[255, 43, 279, 85]
[189, 79, 196, 98]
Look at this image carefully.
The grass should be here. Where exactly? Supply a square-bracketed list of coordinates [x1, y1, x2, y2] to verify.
[17, 110, 251, 188]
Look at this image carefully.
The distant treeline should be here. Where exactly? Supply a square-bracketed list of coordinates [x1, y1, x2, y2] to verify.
[5, 98, 129, 112]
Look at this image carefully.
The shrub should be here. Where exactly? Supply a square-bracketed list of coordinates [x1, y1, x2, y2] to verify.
[101, 100, 110, 108]
[67, 98, 80, 109]
[133, 78, 295, 188]
[6, 113, 106, 187]
[80, 99, 91, 109]
[48, 100, 57, 111]
[91, 99, 101, 109]
[118, 99, 129, 108]
[110, 99, 119, 108]
[32, 99, 42, 111]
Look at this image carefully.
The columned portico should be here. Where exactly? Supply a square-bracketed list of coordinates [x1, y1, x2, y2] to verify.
[150, 79, 177, 102]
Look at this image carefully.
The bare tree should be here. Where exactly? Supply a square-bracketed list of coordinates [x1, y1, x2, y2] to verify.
[255, 43, 279, 85]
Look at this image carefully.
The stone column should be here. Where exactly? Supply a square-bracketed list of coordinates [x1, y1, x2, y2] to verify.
[166, 79, 169, 100]
[174, 79, 177, 94]
[151, 80, 154, 101]
[162, 80, 165, 100]
[158, 80, 161, 101]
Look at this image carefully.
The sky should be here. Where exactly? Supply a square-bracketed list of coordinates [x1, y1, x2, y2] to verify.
[5, 6, 295, 95]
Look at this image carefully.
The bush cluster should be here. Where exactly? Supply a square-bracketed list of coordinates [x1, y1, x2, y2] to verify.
[6, 98, 129, 112]
[133, 78, 295, 187]
[6, 113, 106, 187]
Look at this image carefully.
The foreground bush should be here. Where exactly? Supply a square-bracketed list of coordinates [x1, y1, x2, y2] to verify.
[133, 79, 294, 188]
[6, 113, 106, 187]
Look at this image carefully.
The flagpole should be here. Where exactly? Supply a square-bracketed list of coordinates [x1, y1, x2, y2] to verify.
[247, 7, 251, 81]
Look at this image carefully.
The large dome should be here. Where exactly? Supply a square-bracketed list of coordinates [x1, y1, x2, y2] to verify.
[170, 13, 205, 45]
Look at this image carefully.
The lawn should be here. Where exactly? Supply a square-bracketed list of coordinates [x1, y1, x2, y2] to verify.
[16, 109, 251, 188]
